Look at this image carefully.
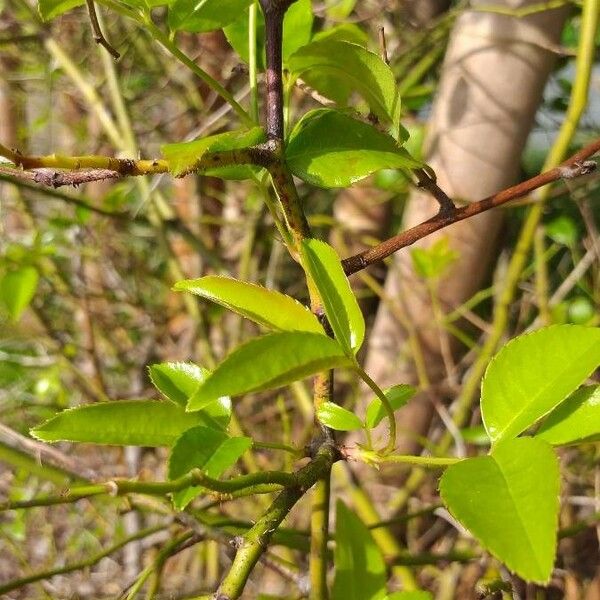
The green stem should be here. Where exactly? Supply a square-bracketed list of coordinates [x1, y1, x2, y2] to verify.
[309, 476, 330, 600]
[143, 19, 254, 127]
[0, 469, 295, 511]
[215, 444, 337, 600]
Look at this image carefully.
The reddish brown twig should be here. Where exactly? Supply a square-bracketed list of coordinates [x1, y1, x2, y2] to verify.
[342, 138, 600, 276]
[0, 166, 120, 187]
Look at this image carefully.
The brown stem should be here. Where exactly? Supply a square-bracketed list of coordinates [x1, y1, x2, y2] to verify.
[259, 1, 290, 140]
[342, 139, 600, 275]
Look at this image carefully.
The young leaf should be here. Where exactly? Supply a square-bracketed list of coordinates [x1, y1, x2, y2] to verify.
[31, 401, 207, 447]
[300, 238, 364, 354]
[288, 39, 401, 136]
[535, 385, 600, 445]
[440, 437, 559, 583]
[286, 109, 421, 189]
[365, 384, 416, 429]
[481, 325, 600, 445]
[410, 238, 458, 280]
[317, 402, 363, 431]
[173, 276, 323, 334]
[148, 362, 231, 427]
[224, 0, 313, 69]
[1, 267, 39, 321]
[168, 426, 251, 509]
[332, 500, 387, 600]
[38, 0, 83, 20]
[161, 126, 264, 178]
[168, 0, 252, 33]
[187, 332, 351, 411]
[148, 362, 205, 406]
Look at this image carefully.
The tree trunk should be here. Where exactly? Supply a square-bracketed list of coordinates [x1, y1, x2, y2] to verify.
[363, 0, 569, 453]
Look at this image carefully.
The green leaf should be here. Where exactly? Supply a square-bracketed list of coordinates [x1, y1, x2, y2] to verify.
[0, 267, 39, 322]
[481, 325, 600, 445]
[173, 276, 323, 334]
[312, 23, 368, 46]
[187, 332, 351, 411]
[411, 238, 459, 280]
[31, 401, 208, 447]
[168, 426, 251, 509]
[365, 384, 416, 429]
[148, 362, 231, 427]
[168, 0, 252, 33]
[323, 0, 356, 19]
[148, 362, 205, 406]
[224, 0, 312, 69]
[385, 593, 433, 600]
[300, 238, 364, 354]
[281, 0, 313, 60]
[286, 109, 420, 188]
[38, 0, 83, 20]
[288, 40, 401, 137]
[161, 126, 265, 178]
[535, 385, 600, 445]
[332, 500, 387, 600]
[440, 437, 559, 583]
[317, 402, 362, 431]
[460, 425, 490, 446]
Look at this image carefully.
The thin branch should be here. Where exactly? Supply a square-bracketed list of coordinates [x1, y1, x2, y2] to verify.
[85, 0, 120, 59]
[0, 469, 295, 511]
[342, 139, 600, 276]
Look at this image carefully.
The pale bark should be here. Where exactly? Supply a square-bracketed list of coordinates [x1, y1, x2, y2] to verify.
[363, 0, 569, 452]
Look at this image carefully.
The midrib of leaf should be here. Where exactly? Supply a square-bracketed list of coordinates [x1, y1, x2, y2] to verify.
[491, 342, 598, 442]
[492, 455, 548, 577]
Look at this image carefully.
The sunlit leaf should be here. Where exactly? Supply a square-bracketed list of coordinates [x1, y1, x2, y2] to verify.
[286, 109, 420, 188]
[162, 126, 264, 178]
[317, 401, 362, 431]
[38, 0, 83, 20]
[300, 238, 364, 354]
[174, 276, 323, 334]
[332, 500, 387, 600]
[535, 385, 600, 445]
[288, 40, 401, 136]
[187, 331, 351, 411]
[481, 325, 600, 445]
[411, 238, 458, 280]
[365, 384, 416, 429]
[148, 362, 231, 428]
[384, 593, 433, 600]
[168, 0, 252, 33]
[168, 426, 251, 509]
[31, 401, 207, 446]
[0, 267, 39, 321]
[224, 0, 312, 69]
[440, 437, 559, 583]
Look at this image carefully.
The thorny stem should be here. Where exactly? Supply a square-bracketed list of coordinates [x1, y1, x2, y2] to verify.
[215, 444, 338, 600]
[0, 469, 295, 511]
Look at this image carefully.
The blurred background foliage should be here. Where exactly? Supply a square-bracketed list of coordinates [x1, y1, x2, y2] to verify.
[0, 0, 599, 597]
